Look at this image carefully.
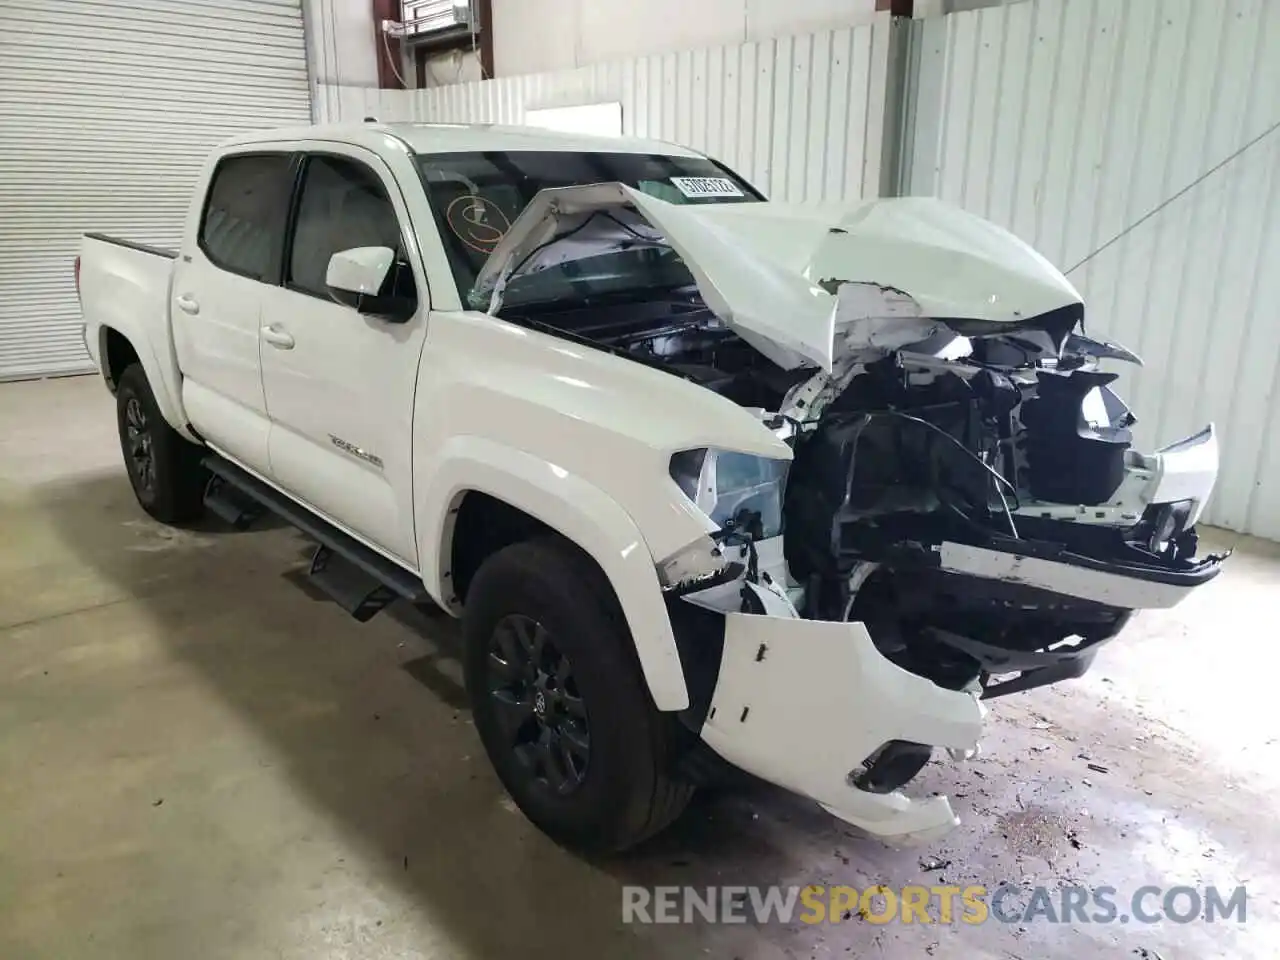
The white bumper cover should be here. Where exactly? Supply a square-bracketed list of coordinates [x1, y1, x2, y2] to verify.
[699, 611, 985, 845]
[1147, 424, 1218, 525]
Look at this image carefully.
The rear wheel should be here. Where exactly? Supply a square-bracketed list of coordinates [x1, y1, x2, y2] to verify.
[464, 537, 694, 852]
[115, 363, 207, 524]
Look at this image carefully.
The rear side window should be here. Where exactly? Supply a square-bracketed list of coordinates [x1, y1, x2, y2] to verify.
[199, 153, 294, 280]
[287, 154, 413, 301]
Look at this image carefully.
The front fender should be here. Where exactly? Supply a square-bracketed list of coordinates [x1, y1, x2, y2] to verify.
[418, 436, 690, 712]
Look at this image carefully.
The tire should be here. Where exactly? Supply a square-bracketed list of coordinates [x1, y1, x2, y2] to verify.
[115, 363, 208, 524]
[464, 536, 694, 853]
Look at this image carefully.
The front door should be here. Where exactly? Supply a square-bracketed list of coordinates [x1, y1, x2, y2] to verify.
[258, 147, 428, 566]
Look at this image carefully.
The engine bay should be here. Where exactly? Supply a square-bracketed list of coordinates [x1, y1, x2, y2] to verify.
[505, 291, 806, 409]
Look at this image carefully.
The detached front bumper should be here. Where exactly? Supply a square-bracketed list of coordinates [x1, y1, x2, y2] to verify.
[698, 609, 985, 845]
[1146, 424, 1219, 527]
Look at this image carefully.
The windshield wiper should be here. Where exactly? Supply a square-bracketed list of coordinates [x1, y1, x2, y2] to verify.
[507, 282, 702, 313]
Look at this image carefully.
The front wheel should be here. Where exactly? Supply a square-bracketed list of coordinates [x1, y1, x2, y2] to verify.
[464, 537, 694, 852]
[115, 363, 208, 524]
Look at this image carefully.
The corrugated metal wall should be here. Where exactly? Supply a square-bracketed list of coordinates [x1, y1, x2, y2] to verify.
[906, 0, 1280, 537]
[316, 12, 899, 203]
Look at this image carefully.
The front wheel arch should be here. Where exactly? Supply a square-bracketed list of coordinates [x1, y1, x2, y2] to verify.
[418, 443, 691, 711]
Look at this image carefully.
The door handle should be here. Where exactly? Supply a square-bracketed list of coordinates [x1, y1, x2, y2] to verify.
[260, 325, 295, 349]
[176, 294, 200, 315]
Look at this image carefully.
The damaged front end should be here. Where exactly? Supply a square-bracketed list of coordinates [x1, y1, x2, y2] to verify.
[475, 183, 1227, 844]
[782, 325, 1225, 703]
[660, 316, 1225, 842]
[654, 274, 1223, 844]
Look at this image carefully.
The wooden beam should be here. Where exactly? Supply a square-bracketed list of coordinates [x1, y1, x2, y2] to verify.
[476, 0, 495, 78]
[875, 0, 913, 15]
[371, 0, 405, 89]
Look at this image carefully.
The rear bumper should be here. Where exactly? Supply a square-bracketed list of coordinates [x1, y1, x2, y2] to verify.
[698, 610, 984, 845]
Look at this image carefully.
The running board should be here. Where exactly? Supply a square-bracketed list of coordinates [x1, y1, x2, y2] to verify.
[203, 455, 430, 619]
[204, 473, 264, 529]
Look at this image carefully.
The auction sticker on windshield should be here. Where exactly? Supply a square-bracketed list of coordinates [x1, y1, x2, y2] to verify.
[671, 176, 744, 199]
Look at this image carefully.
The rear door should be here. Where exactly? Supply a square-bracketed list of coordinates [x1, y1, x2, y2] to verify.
[171, 151, 295, 473]
[257, 146, 428, 566]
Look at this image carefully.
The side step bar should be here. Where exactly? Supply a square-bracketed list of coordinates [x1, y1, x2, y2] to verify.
[203, 455, 430, 621]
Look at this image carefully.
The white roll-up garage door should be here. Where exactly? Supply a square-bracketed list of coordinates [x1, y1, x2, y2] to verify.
[0, 0, 313, 380]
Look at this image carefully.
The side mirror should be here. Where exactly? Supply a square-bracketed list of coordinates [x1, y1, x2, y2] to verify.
[325, 246, 416, 323]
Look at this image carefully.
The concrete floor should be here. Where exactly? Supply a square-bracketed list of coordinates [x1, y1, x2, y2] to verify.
[1, 375, 1277, 960]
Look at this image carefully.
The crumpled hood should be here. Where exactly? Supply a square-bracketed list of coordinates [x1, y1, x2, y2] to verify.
[471, 184, 1084, 371]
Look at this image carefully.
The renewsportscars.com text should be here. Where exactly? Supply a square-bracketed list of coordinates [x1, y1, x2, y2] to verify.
[622, 884, 1248, 926]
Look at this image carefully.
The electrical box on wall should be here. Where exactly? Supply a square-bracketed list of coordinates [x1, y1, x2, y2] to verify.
[401, 0, 474, 40]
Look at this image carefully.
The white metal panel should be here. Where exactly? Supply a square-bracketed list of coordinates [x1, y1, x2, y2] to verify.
[303, 0, 380, 89]
[579, 0, 745, 68]
[490, 0, 880, 76]
[316, 13, 895, 203]
[0, 0, 311, 380]
[907, 0, 1280, 538]
[747, 0, 880, 42]
[492, 0, 578, 77]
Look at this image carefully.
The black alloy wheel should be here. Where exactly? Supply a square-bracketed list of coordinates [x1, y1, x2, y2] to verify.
[114, 363, 208, 523]
[487, 613, 590, 795]
[123, 395, 156, 497]
[463, 537, 695, 852]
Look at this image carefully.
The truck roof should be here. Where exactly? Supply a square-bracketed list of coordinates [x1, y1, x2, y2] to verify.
[219, 121, 704, 158]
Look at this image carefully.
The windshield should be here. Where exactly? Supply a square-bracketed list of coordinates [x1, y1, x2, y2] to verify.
[414, 150, 761, 307]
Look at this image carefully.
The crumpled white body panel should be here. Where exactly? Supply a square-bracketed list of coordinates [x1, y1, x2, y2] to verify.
[475, 186, 1084, 372]
[700, 610, 985, 845]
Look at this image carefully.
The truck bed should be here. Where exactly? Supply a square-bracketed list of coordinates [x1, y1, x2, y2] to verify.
[84, 232, 178, 260]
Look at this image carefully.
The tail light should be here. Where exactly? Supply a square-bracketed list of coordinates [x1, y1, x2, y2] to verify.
[74, 255, 81, 298]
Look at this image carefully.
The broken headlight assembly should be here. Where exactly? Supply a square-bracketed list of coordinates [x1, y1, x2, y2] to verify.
[669, 448, 789, 539]
[656, 449, 790, 596]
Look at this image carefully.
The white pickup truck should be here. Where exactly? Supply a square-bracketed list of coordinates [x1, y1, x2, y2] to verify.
[78, 121, 1225, 853]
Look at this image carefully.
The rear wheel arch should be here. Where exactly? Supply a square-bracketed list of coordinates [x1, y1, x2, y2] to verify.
[97, 324, 193, 441]
[99, 325, 140, 394]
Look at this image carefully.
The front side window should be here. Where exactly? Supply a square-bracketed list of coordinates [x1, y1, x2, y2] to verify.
[200, 153, 294, 280]
[415, 150, 761, 306]
[288, 154, 416, 304]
